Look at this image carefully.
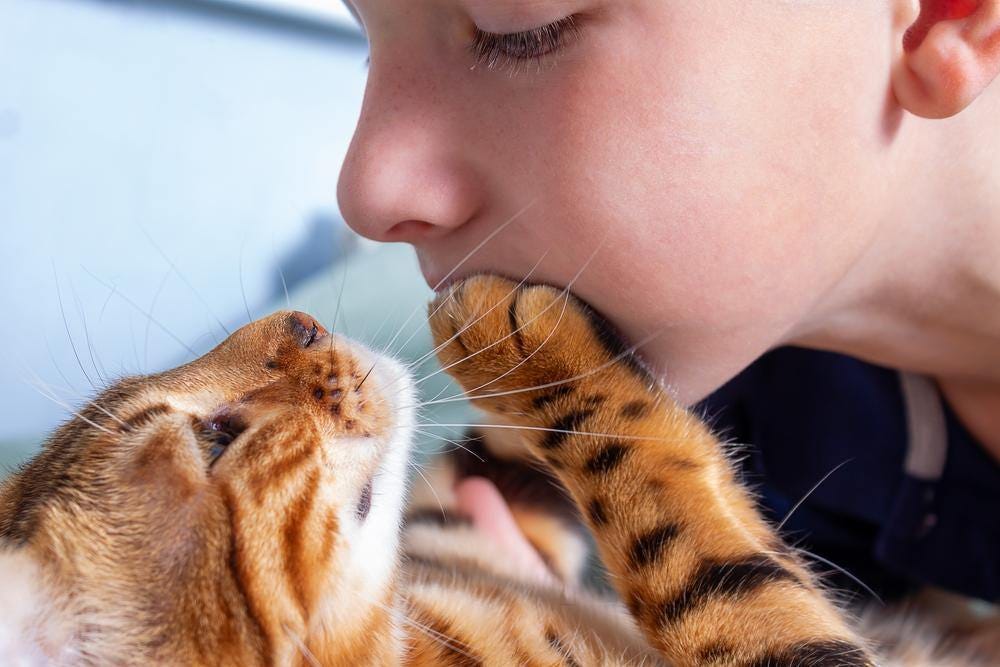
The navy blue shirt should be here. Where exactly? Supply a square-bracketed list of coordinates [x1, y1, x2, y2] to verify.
[699, 347, 1000, 603]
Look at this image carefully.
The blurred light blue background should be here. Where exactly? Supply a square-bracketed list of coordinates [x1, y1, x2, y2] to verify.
[0, 0, 407, 458]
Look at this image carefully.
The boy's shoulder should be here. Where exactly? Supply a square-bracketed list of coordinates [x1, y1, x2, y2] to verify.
[700, 347, 1000, 603]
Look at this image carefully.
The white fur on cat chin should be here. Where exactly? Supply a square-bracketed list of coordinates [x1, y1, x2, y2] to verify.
[0, 550, 49, 665]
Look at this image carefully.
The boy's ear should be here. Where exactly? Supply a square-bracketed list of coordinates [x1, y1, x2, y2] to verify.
[892, 0, 1000, 118]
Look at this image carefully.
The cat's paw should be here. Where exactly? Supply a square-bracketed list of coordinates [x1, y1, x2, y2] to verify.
[428, 274, 648, 415]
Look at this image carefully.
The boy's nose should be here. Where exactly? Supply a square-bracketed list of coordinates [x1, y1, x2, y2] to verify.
[336, 73, 483, 245]
[338, 144, 483, 244]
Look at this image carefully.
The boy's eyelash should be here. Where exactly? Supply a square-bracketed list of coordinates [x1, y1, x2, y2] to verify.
[469, 15, 580, 73]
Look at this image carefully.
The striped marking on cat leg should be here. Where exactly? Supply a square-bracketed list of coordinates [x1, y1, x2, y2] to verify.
[583, 441, 630, 474]
[428, 275, 877, 667]
[629, 523, 681, 569]
[742, 639, 874, 666]
[540, 409, 596, 450]
[654, 554, 800, 626]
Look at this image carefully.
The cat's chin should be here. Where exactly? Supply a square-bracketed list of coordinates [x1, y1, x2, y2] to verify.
[0, 549, 74, 665]
[341, 345, 416, 592]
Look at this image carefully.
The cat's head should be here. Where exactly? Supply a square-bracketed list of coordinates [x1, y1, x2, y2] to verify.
[0, 311, 415, 664]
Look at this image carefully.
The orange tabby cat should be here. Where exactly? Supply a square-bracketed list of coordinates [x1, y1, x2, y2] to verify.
[0, 276, 988, 665]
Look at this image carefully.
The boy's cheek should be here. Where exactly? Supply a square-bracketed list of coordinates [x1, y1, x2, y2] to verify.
[414, 0, 893, 385]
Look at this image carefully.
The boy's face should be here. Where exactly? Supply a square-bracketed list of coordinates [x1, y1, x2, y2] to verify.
[338, 0, 899, 402]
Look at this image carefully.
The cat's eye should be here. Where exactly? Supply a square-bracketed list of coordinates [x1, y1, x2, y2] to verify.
[201, 413, 246, 466]
[470, 15, 580, 72]
[206, 431, 232, 465]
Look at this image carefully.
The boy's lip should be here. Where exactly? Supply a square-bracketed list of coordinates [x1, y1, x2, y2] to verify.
[419, 258, 466, 293]
[429, 274, 461, 292]
[422, 270, 448, 292]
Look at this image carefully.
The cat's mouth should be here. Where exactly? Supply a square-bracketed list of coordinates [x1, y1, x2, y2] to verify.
[356, 477, 374, 521]
[347, 348, 416, 529]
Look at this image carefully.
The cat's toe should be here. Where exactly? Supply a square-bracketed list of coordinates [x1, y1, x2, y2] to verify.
[428, 274, 639, 413]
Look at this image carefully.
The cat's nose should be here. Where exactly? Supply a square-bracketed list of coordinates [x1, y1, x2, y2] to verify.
[288, 312, 329, 348]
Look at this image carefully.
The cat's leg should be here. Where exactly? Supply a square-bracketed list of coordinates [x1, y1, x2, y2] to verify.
[405, 434, 589, 587]
[429, 275, 876, 666]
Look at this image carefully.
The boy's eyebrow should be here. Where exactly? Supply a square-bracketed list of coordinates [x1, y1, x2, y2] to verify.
[465, 0, 579, 13]
[464, 0, 581, 28]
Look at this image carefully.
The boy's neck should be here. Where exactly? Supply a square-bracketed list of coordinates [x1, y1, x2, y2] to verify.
[790, 87, 1000, 460]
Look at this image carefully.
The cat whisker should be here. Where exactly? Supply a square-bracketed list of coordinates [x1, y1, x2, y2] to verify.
[143, 226, 230, 337]
[407, 421, 687, 445]
[777, 458, 854, 532]
[417, 408, 465, 437]
[53, 263, 98, 391]
[278, 265, 292, 312]
[410, 426, 485, 463]
[361, 307, 398, 353]
[128, 312, 142, 373]
[405, 458, 447, 517]
[398, 249, 550, 374]
[97, 276, 120, 325]
[781, 546, 883, 606]
[410, 288, 569, 389]
[358, 591, 478, 660]
[21, 366, 84, 403]
[381, 199, 536, 359]
[143, 269, 173, 371]
[331, 263, 349, 334]
[83, 267, 198, 359]
[22, 367, 131, 432]
[43, 332, 82, 397]
[375, 249, 549, 400]
[403, 328, 664, 409]
[460, 288, 570, 395]
[356, 362, 377, 391]
[25, 380, 117, 436]
[282, 623, 322, 667]
[402, 234, 618, 399]
[94, 279, 173, 374]
[497, 224, 610, 367]
[238, 235, 253, 325]
[71, 283, 110, 386]
[417, 382, 454, 407]
[85, 401, 132, 432]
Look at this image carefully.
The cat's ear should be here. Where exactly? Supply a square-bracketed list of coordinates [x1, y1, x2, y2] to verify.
[892, 0, 1000, 118]
[121, 423, 221, 569]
